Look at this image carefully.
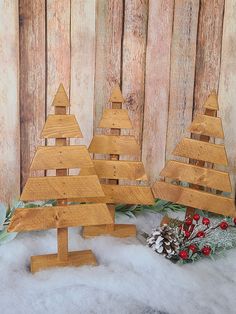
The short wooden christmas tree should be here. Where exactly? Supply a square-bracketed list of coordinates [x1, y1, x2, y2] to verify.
[153, 91, 236, 220]
[8, 84, 112, 272]
[80, 85, 154, 238]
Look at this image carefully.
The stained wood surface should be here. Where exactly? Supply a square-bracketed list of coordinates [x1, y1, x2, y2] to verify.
[30, 146, 93, 170]
[0, 1, 20, 204]
[41, 115, 83, 138]
[189, 114, 224, 138]
[173, 138, 228, 165]
[161, 160, 232, 192]
[99, 109, 132, 129]
[20, 175, 105, 201]
[153, 181, 236, 216]
[8, 204, 113, 232]
[83, 223, 136, 238]
[89, 135, 140, 156]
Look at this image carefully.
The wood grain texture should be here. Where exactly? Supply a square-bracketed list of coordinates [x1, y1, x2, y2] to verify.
[99, 109, 132, 129]
[142, 0, 174, 184]
[89, 135, 140, 155]
[194, 0, 224, 115]
[8, 204, 113, 232]
[189, 114, 224, 138]
[19, 0, 46, 188]
[173, 138, 228, 165]
[161, 160, 232, 192]
[30, 146, 93, 170]
[83, 224, 136, 238]
[165, 0, 199, 161]
[152, 181, 236, 216]
[20, 175, 105, 201]
[70, 0, 96, 147]
[41, 115, 83, 138]
[0, 0, 20, 204]
[52, 84, 70, 107]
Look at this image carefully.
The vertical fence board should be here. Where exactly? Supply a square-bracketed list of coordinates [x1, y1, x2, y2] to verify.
[218, 0, 236, 198]
[70, 0, 96, 147]
[194, 0, 224, 115]
[165, 0, 199, 161]
[19, 0, 46, 188]
[142, 0, 174, 184]
[0, 0, 20, 204]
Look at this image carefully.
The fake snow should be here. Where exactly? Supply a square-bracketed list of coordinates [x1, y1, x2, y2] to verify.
[1, 212, 236, 314]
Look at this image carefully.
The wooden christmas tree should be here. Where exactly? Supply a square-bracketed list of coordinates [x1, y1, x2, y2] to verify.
[8, 84, 112, 272]
[80, 85, 154, 238]
[153, 91, 236, 220]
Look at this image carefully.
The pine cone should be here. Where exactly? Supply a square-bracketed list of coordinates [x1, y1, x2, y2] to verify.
[147, 225, 179, 259]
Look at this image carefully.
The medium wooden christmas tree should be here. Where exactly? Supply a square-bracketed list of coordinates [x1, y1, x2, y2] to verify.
[153, 91, 236, 220]
[8, 84, 112, 272]
[80, 85, 154, 238]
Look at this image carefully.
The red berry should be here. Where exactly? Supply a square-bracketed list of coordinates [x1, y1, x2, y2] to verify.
[179, 250, 188, 260]
[196, 231, 205, 238]
[219, 221, 229, 230]
[201, 246, 212, 256]
[185, 231, 191, 238]
[202, 217, 210, 225]
[188, 244, 197, 253]
[233, 218, 236, 225]
[193, 214, 200, 221]
[185, 217, 193, 226]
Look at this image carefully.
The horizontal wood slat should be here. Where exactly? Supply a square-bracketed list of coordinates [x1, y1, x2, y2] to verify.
[161, 160, 232, 192]
[8, 203, 113, 232]
[173, 138, 228, 165]
[20, 175, 104, 201]
[30, 145, 93, 170]
[189, 114, 224, 138]
[98, 109, 132, 129]
[152, 181, 235, 216]
[89, 135, 140, 155]
[41, 115, 83, 138]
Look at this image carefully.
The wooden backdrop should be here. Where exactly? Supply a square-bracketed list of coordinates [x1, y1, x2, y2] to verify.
[1, 0, 236, 205]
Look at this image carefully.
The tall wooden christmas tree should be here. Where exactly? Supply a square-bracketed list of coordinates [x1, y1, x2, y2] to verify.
[80, 85, 154, 238]
[8, 84, 112, 272]
[153, 91, 236, 219]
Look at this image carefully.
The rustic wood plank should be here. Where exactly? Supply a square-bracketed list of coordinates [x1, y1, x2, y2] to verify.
[152, 181, 236, 216]
[41, 115, 83, 138]
[194, 0, 224, 115]
[70, 0, 96, 147]
[0, 0, 20, 204]
[19, 0, 46, 188]
[204, 91, 219, 111]
[52, 84, 70, 107]
[89, 135, 140, 155]
[142, 0, 174, 184]
[161, 160, 232, 192]
[165, 0, 199, 161]
[83, 224, 136, 239]
[20, 175, 105, 201]
[173, 138, 228, 165]
[8, 204, 113, 232]
[189, 114, 224, 138]
[30, 146, 93, 170]
[99, 109, 132, 129]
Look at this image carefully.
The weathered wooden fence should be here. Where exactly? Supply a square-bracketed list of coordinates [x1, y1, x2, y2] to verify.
[1, 0, 236, 205]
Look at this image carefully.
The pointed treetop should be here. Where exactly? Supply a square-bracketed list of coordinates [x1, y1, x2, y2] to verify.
[52, 83, 70, 107]
[204, 90, 219, 111]
[109, 85, 125, 103]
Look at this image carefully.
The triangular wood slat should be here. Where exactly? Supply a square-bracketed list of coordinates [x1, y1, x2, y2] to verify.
[153, 181, 236, 217]
[109, 85, 125, 103]
[99, 109, 133, 129]
[204, 91, 219, 110]
[161, 160, 232, 192]
[30, 146, 93, 170]
[52, 84, 70, 107]
[173, 138, 228, 165]
[80, 160, 148, 181]
[20, 175, 105, 201]
[41, 115, 83, 138]
[189, 114, 224, 138]
[8, 204, 113, 232]
[89, 135, 140, 155]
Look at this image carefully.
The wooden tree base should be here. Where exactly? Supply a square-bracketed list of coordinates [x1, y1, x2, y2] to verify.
[30, 250, 97, 273]
[82, 224, 136, 238]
